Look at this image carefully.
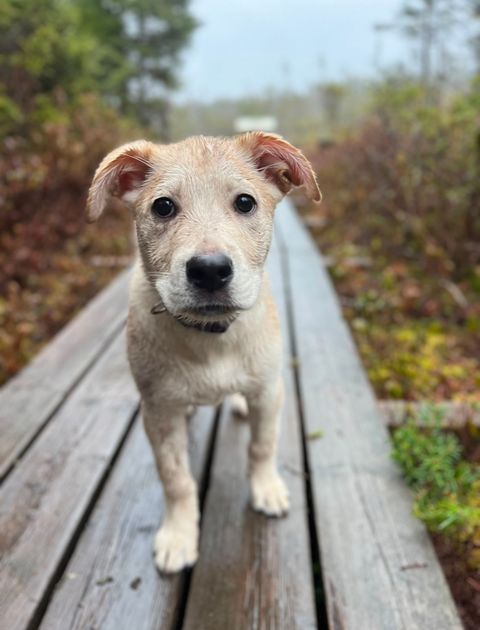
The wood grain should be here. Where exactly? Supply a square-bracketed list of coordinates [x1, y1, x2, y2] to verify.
[39, 407, 217, 630]
[182, 235, 317, 630]
[379, 399, 480, 428]
[0, 332, 138, 630]
[277, 200, 462, 630]
[0, 269, 130, 480]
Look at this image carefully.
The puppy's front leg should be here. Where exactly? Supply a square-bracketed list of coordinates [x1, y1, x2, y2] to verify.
[143, 402, 198, 573]
[247, 378, 290, 516]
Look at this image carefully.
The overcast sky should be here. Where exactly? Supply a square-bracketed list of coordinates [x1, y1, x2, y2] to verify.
[175, 0, 410, 102]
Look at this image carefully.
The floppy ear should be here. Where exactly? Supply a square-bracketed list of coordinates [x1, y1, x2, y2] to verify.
[237, 131, 321, 202]
[86, 140, 157, 222]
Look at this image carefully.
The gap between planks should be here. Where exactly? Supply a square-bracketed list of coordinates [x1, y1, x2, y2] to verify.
[0, 332, 139, 630]
[38, 406, 219, 630]
[181, 231, 317, 630]
[275, 220, 329, 630]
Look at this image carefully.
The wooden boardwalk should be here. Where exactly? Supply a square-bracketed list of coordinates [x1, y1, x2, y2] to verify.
[0, 201, 462, 629]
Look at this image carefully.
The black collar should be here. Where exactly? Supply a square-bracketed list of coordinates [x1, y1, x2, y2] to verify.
[176, 319, 231, 334]
[150, 302, 233, 334]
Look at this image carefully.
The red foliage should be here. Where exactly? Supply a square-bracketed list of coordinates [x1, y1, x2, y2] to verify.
[299, 116, 480, 401]
[0, 97, 141, 384]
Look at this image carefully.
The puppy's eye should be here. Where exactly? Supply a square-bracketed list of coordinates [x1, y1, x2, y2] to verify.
[152, 197, 176, 218]
[234, 194, 256, 214]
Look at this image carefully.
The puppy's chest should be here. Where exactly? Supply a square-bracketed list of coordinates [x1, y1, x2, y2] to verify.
[178, 353, 251, 405]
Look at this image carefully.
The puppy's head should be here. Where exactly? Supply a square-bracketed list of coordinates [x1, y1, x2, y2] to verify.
[87, 133, 320, 326]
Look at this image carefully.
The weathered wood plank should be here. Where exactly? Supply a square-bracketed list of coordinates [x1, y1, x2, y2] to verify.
[277, 200, 462, 630]
[39, 407, 216, 630]
[182, 235, 317, 630]
[379, 399, 480, 428]
[0, 269, 131, 480]
[0, 332, 138, 630]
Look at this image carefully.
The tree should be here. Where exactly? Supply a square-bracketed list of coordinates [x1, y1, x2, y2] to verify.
[396, 1, 480, 99]
[470, 1, 480, 74]
[0, 0, 198, 136]
[77, 0, 134, 110]
[398, 1, 462, 97]
[321, 83, 346, 132]
[0, 0, 111, 119]
[79, 0, 198, 132]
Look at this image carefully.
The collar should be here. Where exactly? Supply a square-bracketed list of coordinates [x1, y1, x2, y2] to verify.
[176, 318, 231, 334]
[150, 302, 234, 334]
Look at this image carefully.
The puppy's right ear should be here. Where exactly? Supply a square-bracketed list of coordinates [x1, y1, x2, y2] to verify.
[86, 140, 157, 222]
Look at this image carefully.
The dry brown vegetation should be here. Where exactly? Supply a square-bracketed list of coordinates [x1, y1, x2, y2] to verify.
[300, 85, 480, 402]
[0, 97, 136, 384]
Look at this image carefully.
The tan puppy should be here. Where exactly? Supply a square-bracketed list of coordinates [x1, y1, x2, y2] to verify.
[87, 133, 320, 573]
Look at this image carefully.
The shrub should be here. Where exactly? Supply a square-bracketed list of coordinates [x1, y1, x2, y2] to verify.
[392, 406, 480, 567]
[0, 95, 141, 384]
[309, 81, 480, 279]
[301, 79, 480, 401]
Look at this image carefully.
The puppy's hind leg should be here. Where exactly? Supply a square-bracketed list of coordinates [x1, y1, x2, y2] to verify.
[143, 401, 199, 573]
[246, 378, 289, 517]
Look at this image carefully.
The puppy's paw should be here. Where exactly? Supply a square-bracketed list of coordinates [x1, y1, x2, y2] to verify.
[154, 525, 198, 574]
[250, 472, 290, 517]
[229, 393, 248, 420]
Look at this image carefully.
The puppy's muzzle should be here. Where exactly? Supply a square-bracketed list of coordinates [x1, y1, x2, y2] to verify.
[186, 253, 233, 293]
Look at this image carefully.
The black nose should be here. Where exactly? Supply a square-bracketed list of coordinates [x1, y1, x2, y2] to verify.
[186, 253, 234, 292]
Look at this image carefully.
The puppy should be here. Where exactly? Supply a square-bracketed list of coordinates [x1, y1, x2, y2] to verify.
[87, 133, 320, 573]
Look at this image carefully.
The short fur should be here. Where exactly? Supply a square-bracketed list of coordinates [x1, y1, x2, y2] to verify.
[87, 133, 320, 573]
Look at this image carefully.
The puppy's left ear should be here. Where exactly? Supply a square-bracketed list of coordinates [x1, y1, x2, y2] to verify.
[237, 131, 321, 202]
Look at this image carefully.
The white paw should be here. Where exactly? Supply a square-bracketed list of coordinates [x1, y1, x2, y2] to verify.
[154, 525, 198, 574]
[230, 393, 248, 419]
[250, 473, 290, 517]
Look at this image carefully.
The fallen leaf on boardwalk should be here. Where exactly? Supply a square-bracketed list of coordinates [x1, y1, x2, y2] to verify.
[130, 577, 142, 590]
[96, 576, 114, 586]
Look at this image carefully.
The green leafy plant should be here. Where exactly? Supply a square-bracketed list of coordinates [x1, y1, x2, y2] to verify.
[392, 405, 480, 566]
